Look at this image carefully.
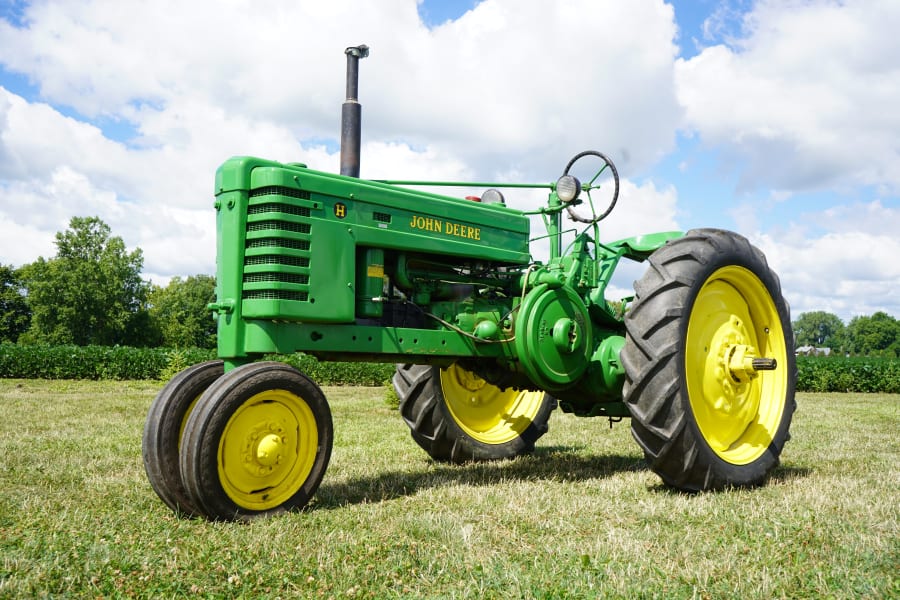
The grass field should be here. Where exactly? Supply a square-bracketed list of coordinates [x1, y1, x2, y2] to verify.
[0, 379, 897, 599]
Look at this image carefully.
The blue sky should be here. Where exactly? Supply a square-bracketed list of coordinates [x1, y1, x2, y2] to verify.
[1, 0, 897, 321]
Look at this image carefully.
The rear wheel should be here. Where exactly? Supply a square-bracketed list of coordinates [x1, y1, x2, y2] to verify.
[622, 229, 796, 491]
[393, 363, 555, 462]
[142, 360, 223, 517]
[179, 362, 333, 521]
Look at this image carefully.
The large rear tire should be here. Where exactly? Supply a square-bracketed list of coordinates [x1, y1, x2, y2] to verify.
[622, 229, 796, 491]
[179, 362, 333, 521]
[142, 360, 223, 517]
[393, 363, 555, 463]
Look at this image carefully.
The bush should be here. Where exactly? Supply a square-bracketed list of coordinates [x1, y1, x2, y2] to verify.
[0, 344, 216, 380]
[265, 353, 396, 386]
[382, 378, 401, 409]
[0, 344, 395, 385]
[796, 356, 900, 393]
[4, 344, 898, 394]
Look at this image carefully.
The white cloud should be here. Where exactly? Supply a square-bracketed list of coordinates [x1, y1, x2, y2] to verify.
[359, 141, 473, 181]
[676, 0, 900, 195]
[814, 200, 899, 238]
[0, 90, 130, 188]
[600, 178, 680, 240]
[0, 0, 897, 325]
[0, 0, 682, 174]
[673, 0, 900, 320]
[0, 218, 55, 266]
[752, 200, 900, 321]
[699, 0, 748, 45]
[0, 0, 683, 281]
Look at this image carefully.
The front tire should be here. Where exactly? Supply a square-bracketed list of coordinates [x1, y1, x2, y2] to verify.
[179, 362, 333, 521]
[142, 360, 223, 517]
[393, 363, 555, 463]
[622, 229, 796, 491]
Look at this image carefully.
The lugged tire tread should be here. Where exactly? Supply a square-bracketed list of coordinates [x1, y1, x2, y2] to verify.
[393, 364, 555, 464]
[622, 228, 796, 491]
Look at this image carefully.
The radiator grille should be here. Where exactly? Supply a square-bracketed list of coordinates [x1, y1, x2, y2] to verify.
[244, 254, 310, 268]
[246, 238, 311, 251]
[249, 186, 311, 201]
[243, 290, 310, 302]
[244, 273, 309, 285]
[247, 219, 311, 234]
[248, 202, 311, 217]
[242, 191, 313, 306]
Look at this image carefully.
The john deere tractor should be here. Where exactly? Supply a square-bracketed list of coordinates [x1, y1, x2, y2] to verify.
[143, 46, 796, 521]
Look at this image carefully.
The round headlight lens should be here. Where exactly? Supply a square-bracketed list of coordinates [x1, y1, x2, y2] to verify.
[481, 188, 505, 205]
[556, 175, 581, 203]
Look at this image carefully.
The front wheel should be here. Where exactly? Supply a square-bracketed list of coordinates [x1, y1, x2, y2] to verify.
[142, 360, 223, 517]
[393, 363, 556, 463]
[179, 362, 333, 521]
[621, 228, 796, 491]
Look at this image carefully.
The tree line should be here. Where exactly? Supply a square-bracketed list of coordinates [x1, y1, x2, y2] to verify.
[2, 216, 899, 356]
[792, 310, 900, 357]
[1, 217, 215, 348]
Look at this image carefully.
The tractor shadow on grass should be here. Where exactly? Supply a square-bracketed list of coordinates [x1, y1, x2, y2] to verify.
[313, 445, 648, 510]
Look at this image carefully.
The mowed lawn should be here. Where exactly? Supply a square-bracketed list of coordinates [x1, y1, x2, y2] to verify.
[0, 379, 897, 599]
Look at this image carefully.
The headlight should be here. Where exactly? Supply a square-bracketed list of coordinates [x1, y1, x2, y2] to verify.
[556, 175, 581, 203]
[480, 188, 505, 205]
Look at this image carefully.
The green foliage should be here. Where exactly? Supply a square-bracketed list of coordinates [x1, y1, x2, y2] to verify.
[19, 217, 155, 347]
[796, 356, 900, 393]
[382, 378, 400, 409]
[149, 275, 217, 349]
[267, 353, 396, 386]
[4, 342, 900, 394]
[0, 344, 395, 384]
[0, 264, 30, 343]
[157, 348, 194, 382]
[793, 310, 845, 348]
[0, 344, 215, 380]
[844, 311, 900, 357]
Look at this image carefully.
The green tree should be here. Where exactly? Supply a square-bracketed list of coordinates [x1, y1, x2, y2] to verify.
[21, 216, 153, 346]
[844, 312, 900, 356]
[792, 311, 845, 349]
[149, 275, 217, 348]
[0, 264, 31, 342]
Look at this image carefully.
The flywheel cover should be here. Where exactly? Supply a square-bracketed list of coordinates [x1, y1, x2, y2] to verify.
[514, 283, 592, 391]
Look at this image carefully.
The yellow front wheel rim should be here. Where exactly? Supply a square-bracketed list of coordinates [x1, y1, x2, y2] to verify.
[440, 364, 546, 445]
[178, 393, 202, 453]
[218, 389, 318, 511]
[685, 266, 788, 465]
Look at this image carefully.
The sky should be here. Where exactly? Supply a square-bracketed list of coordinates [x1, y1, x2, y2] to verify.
[0, 0, 898, 323]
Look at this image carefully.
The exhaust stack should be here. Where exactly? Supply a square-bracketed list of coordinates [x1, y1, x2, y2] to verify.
[340, 44, 369, 178]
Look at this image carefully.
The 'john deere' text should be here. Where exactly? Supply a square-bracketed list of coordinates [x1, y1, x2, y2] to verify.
[409, 215, 481, 241]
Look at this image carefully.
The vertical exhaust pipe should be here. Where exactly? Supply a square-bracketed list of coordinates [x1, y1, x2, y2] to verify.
[340, 44, 369, 178]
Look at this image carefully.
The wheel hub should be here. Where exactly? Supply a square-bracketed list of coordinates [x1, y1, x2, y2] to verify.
[726, 343, 777, 384]
[255, 433, 284, 467]
[452, 368, 488, 406]
[239, 421, 290, 477]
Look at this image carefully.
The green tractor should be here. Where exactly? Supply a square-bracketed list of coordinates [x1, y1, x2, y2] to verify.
[143, 46, 796, 520]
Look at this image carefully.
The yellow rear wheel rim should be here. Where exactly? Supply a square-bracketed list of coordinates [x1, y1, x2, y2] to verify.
[217, 389, 318, 511]
[440, 364, 545, 445]
[685, 266, 788, 465]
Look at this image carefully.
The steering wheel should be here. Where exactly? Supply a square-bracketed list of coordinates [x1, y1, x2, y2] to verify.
[558, 150, 620, 224]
